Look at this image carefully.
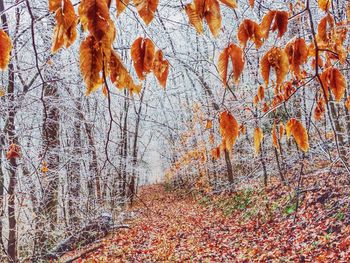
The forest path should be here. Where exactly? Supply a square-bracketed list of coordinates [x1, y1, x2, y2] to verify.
[76, 184, 244, 262]
[73, 182, 350, 262]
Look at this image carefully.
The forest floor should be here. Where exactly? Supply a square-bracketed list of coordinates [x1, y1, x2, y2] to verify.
[68, 172, 350, 262]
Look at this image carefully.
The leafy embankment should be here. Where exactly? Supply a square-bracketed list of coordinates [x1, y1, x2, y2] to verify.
[73, 174, 350, 262]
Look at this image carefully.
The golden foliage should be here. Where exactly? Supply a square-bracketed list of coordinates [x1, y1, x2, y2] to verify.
[271, 123, 279, 150]
[257, 85, 264, 101]
[284, 38, 308, 78]
[237, 19, 263, 48]
[254, 127, 263, 154]
[79, 0, 115, 50]
[219, 111, 239, 151]
[218, 43, 244, 86]
[260, 47, 289, 87]
[260, 10, 289, 39]
[219, 0, 237, 8]
[205, 120, 213, 129]
[286, 118, 309, 152]
[211, 146, 221, 160]
[51, 0, 78, 53]
[153, 50, 170, 88]
[0, 30, 12, 70]
[79, 36, 103, 95]
[6, 144, 21, 160]
[318, 0, 331, 12]
[109, 51, 141, 94]
[116, 0, 130, 16]
[320, 67, 347, 102]
[314, 98, 325, 121]
[345, 96, 350, 110]
[131, 37, 155, 80]
[186, 0, 223, 37]
[133, 0, 159, 25]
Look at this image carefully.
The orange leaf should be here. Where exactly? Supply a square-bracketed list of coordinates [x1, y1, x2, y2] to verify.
[6, 144, 21, 160]
[80, 36, 103, 95]
[345, 96, 350, 110]
[185, 2, 204, 34]
[133, 0, 159, 25]
[228, 43, 244, 83]
[49, 0, 61, 12]
[219, 0, 237, 9]
[109, 51, 141, 94]
[260, 10, 289, 39]
[211, 146, 221, 160]
[237, 19, 263, 48]
[153, 50, 169, 88]
[0, 30, 12, 70]
[279, 123, 285, 138]
[318, 0, 331, 12]
[116, 0, 130, 16]
[272, 123, 279, 150]
[257, 85, 264, 101]
[204, 0, 222, 37]
[218, 46, 229, 86]
[260, 47, 289, 87]
[284, 38, 308, 78]
[131, 37, 155, 80]
[205, 120, 213, 129]
[286, 118, 309, 152]
[219, 111, 239, 151]
[51, 0, 78, 53]
[320, 67, 347, 102]
[249, 0, 254, 8]
[254, 127, 263, 154]
[314, 98, 325, 121]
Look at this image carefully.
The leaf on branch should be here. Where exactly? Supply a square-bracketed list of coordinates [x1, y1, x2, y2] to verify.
[0, 30, 12, 70]
[271, 123, 279, 150]
[80, 36, 103, 95]
[314, 98, 325, 121]
[133, 0, 159, 25]
[131, 37, 155, 80]
[6, 144, 21, 160]
[254, 127, 263, 154]
[260, 10, 289, 39]
[318, 0, 331, 12]
[345, 96, 350, 110]
[320, 67, 346, 102]
[205, 120, 213, 129]
[249, 0, 254, 8]
[49, 0, 61, 12]
[257, 85, 264, 101]
[218, 0, 237, 9]
[286, 118, 309, 152]
[218, 43, 244, 86]
[116, 0, 130, 16]
[109, 51, 142, 94]
[219, 111, 239, 151]
[51, 0, 78, 53]
[153, 50, 170, 88]
[78, 0, 115, 47]
[284, 38, 308, 78]
[204, 0, 222, 37]
[211, 146, 221, 160]
[260, 47, 289, 87]
[185, 2, 204, 34]
[237, 19, 263, 48]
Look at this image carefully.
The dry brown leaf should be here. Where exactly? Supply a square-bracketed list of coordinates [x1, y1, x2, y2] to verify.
[254, 127, 263, 154]
[286, 118, 309, 152]
[80, 36, 103, 95]
[260, 47, 289, 87]
[131, 37, 155, 80]
[0, 30, 12, 70]
[218, 43, 244, 86]
[6, 144, 21, 160]
[318, 0, 331, 12]
[204, 0, 222, 37]
[109, 51, 141, 94]
[133, 0, 159, 25]
[219, 0, 237, 9]
[219, 111, 239, 151]
[284, 38, 308, 78]
[320, 67, 347, 102]
[116, 0, 130, 16]
[52, 0, 78, 53]
[260, 10, 289, 39]
[257, 85, 264, 101]
[153, 50, 170, 88]
[345, 96, 350, 110]
[237, 19, 263, 48]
